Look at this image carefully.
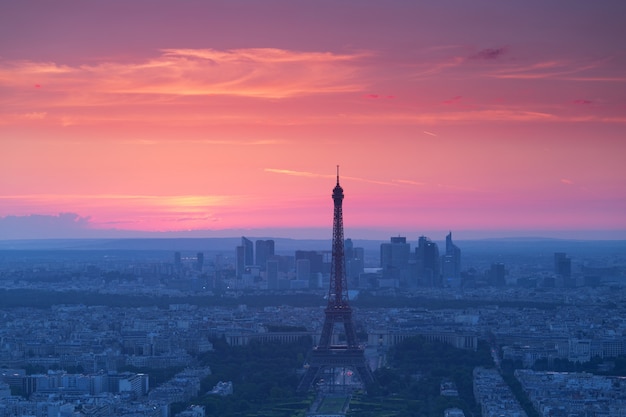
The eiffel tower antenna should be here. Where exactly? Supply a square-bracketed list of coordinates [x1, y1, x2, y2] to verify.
[298, 168, 375, 393]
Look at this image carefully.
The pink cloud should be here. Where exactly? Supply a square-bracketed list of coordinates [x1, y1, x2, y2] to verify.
[469, 47, 508, 60]
[442, 96, 463, 105]
[363, 94, 394, 100]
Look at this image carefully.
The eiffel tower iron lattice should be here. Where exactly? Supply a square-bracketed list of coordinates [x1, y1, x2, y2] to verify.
[297, 167, 375, 393]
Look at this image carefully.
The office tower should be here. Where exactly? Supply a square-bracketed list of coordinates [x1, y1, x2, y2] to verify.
[236, 237, 254, 278]
[242, 237, 253, 266]
[489, 263, 506, 287]
[442, 232, 461, 287]
[298, 169, 374, 393]
[295, 250, 324, 274]
[416, 236, 440, 287]
[554, 252, 571, 277]
[196, 252, 204, 272]
[296, 258, 311, 282]
[380, 236, 411, 284]
[345, 238, 354, 259]
[344, 238, 364, 287]
[555, 252, 574, 288]
[255, 239, 275, 270]
[235, 246, 244, 278]
[174, 251, 182, 274]
[266, 260, 279, 290]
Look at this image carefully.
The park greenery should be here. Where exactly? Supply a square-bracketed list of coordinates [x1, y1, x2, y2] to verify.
[170, 335, 493, 417]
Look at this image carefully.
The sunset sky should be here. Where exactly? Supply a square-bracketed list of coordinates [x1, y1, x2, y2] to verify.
[1, 1, 625, 240]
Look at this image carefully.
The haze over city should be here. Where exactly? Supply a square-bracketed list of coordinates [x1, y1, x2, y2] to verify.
[1, 1, 625, 241]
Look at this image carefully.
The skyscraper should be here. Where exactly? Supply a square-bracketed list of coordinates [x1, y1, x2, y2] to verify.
[236, 237, 254, 278]
[174, 251, 182, 274]
[555, 252, 574, 288]
[380, 236, 411, 285]
[295, 250, 324, 274]
[489, 263, 506, 287]
[345, 238, 364, 288]
[266, 259, 279, 290]
[255, 239, 275, 270]
[242, 237, 253, 265]
[416, 236, 440, 287]
[196, 252, 204, 272]
[442, 232, 461, 287]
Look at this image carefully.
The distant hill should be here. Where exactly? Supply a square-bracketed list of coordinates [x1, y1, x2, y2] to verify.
[0, 237, 335, 252]
[0, 237, 624, 259]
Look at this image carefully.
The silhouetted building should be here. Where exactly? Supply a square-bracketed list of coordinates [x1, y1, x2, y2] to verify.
[295, 250, 325, 274]
[255, 239, 275, 270]
[345, 238, 354, 259]
[196, 252, 204, 272]
[555, 252, 575, 288]
[416, 236, 440, 287]
[296, 258, 311, 282]
[242, 237, 253, 265]
[554, 252, 571, 276]
[442, 232, 461, 287]
[489, 263, 506, 287]
[345, 238, 364, 288]
[236, 237, 254, 278]
[380, 236, 411, 285]
[266, 260, 279, 290]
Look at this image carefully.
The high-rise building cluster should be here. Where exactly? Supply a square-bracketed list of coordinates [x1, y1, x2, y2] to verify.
[380, 232, 461, 288]
[227, 232, 463, 291]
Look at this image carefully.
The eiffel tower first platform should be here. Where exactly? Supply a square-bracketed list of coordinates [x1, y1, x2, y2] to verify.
[297, 167, 375, 394]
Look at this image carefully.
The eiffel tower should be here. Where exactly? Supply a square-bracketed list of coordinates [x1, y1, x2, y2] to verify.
[297, 167, 375, 393]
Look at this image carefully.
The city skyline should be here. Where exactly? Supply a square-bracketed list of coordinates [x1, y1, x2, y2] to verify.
[1, 1, 625, 241]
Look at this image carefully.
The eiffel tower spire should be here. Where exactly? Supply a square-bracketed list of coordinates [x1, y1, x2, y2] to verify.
[298, 168, 375, 393]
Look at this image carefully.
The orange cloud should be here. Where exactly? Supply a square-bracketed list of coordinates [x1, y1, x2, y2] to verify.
[0, 194, 240, 230]
[0, 48, 368, 103]
[486, 59, 611, 81]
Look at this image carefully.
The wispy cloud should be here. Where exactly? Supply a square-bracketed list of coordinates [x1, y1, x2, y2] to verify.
[264, 169, 329, 179]
[392, 179, 480, 193]
[442, 96, 463, 105]
[393, 179, 426, 186]
[411, 56, 465, 78]
[469, 47, 508, 60]
[486, 59, 618, 81]
[264, 168, 394, 186]
[0, 48, 369, 103]
[120, 139, 283, 146]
